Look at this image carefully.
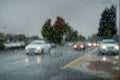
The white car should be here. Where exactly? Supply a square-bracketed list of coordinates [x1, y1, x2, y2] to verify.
[25, 40, 51, 55]
[4, 42, 14, 48]
[98, 39, 119, 55]
[15, 41, 25, 47]
[4, 41, 25, 48]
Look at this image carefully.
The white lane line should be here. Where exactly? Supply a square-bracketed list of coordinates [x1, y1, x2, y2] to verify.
[62, 48, 97, 69]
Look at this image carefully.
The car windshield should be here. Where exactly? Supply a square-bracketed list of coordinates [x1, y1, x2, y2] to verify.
[31, 41, 46, 44]
[0, 0, 120, 80]
[103, 41, 116, 44]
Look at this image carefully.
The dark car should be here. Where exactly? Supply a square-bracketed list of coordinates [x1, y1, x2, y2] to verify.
[73, 41, 86, 50]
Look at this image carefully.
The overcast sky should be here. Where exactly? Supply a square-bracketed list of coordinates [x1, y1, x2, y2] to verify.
[0, 0, 119, 38]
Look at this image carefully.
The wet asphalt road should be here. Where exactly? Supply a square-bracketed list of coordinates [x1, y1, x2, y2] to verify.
[0, 47, 104, 80]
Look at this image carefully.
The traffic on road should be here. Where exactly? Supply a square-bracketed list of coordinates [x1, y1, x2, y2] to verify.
[0, 41, 119, 80]
[0, 0, 120, 80]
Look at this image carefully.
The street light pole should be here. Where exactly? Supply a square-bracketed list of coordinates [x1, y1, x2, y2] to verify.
[118, 0, 120, 45]
[119, 0, 120, 66]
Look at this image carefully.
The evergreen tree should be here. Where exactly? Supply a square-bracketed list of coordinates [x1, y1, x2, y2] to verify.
[41, 17, 71, 44]
[97, 5, 117, 39]
[65, 29, 78, 42]
[77, 34, 86, 41]
[41, 19, 52, 40]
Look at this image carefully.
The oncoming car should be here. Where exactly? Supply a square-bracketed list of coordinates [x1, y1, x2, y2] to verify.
[73, 42, 86, 50]
[98, 39, 119, 55]
[25, 40, 51, 55]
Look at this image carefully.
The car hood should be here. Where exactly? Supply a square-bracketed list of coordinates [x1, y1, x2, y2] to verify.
[102, 43, 118, 47]
[26, 44, 43, 48]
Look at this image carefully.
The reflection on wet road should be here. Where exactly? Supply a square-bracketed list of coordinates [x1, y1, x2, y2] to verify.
[25, 55, 41, 65]
[0, 47, 111, 80]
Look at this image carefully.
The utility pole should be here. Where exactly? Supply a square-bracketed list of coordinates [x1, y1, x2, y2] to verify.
[118, 0, 120, 45]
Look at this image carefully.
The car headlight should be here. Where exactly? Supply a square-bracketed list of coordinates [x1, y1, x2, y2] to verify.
[25, 47, 28, 50]
[37, 46, 41, 50]
[88, 43, 92, 46]
[101, 45, 107, 49]
[97, 43, 100, 46]
[115, 45, 119, 50]
[80, 45, 84, 48]
[73, 44, 77, 49]
[93, 43, 96, 46]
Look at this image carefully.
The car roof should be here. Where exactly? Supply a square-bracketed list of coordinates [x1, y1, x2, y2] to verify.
[75, 41, 85, 44]
[102, 39, 115, 42]
[32, 40, 46, 43]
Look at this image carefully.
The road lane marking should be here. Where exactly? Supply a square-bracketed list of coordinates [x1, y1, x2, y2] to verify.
[62, 48, 98, 69]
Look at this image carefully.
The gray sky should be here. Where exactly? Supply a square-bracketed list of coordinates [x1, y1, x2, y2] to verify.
[0, 0, 119, 38]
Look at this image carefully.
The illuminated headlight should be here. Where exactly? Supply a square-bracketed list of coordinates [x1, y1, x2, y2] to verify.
[115, 45, 119, 50]
[101, 45, 107, 49]
[25, 47, 28, 50]
[80, 45, 84, 48]
[73, 45, 77, 49]
[88, 43, 92, 46]
[93, 43, 96, 46]
[97, 43, 100, 46]
[36, 46, 41, 50]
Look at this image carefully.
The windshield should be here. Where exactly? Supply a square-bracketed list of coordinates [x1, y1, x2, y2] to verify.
[103, 41, 116, 44]
[31, 41, 46, 44]
[0, 0, 120, 80]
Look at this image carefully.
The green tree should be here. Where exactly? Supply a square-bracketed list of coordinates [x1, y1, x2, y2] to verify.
[0, 33, 5, 41]
[18, 34, 26, 41]
[41, 19, 52, 40]
[53, 17, 70, 44]
[97, 5, 117, 39]
[30, 35, 39, 40]
[41, 17, 71, 45]
[77, 34, 86, 41]
[65, 28, 78, 42]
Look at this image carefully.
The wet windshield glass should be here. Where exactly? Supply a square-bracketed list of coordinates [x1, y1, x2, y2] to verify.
[103, 41, 116, 44]
[0, 0, 120, 80]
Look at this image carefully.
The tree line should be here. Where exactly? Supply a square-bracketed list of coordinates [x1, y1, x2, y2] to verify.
[41, 5, 117, 44]
[88, 5, 117, 41]
[41, 17, 85, 45]
[97, 5, 117, 40]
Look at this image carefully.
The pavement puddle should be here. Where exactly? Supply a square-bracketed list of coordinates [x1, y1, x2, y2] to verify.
[62, 47, 117, 80]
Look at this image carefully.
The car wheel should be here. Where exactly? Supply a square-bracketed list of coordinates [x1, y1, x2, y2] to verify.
[48, 48, 51, 53]
[115, 52, 119, 56]
[98, 51, 103, 56]
[98, 50, 100, 55]
[41, 49, 44, 54]
[26, 53, 29, 55]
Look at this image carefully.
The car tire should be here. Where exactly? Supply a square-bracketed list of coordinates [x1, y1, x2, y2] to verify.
[48, 48, 51, 54]
[98, 52, 101, 56]
[41, 49, 44, 54]
[114, 52, 119, 56]
[26, 53, 29, 55]
[98, 51, 103, 56]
